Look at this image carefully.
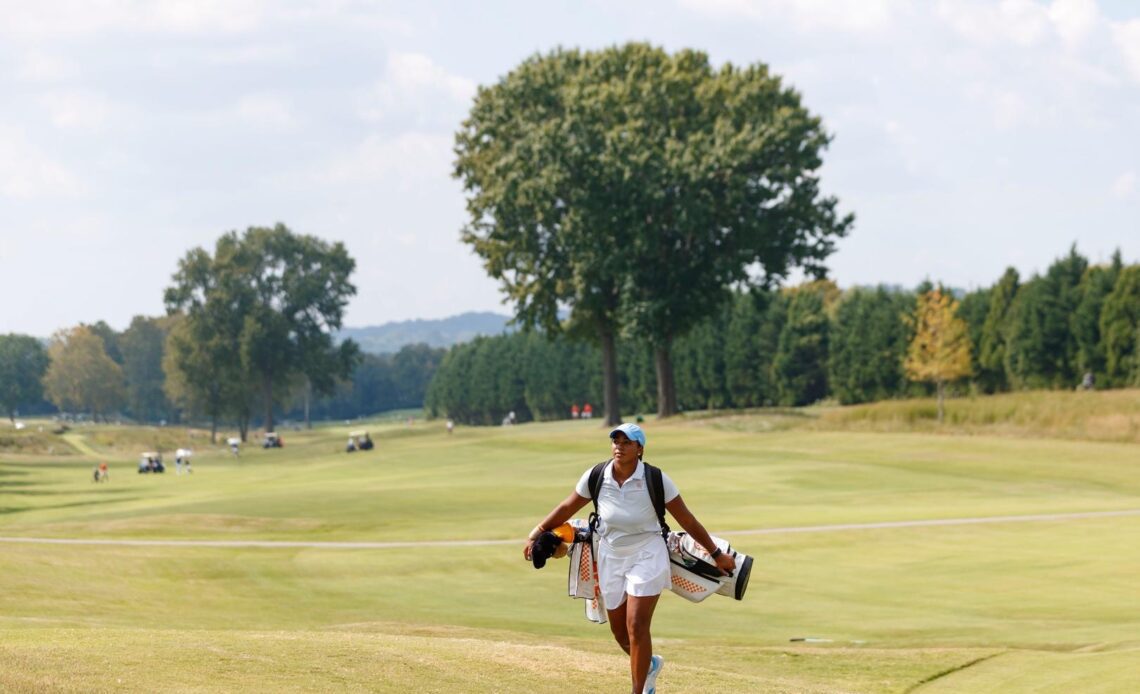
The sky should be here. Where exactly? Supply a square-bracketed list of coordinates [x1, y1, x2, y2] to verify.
[2, 0, 1138, 337]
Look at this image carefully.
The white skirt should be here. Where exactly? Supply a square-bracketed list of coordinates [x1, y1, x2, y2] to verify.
[596, 535, 671, 610]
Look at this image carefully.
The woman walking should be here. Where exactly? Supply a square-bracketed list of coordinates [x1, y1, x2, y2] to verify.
[525, 423, 735, 693]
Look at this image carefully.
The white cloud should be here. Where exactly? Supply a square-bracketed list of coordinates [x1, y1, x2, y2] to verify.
[357, 52, 476, 126]
[1048, 0, 1100, 50]
[234, 94, 299, 131]
[1110, 170, 1136, 198]
[388, 52, 476, 102]
[38, 90, 117, 131]
[677, 0, 904, 34]
[937, 0, 1051, 46]
[1111, 19, 1140, 83]
[316, 131, 453, 188]
[0, 127, 85, 198]
[993, 90, 1029, 129]
[0, 0, 270, 39]
[14, 51, 79, 82]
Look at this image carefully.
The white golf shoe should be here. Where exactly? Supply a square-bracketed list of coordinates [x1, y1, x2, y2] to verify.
[643, 654, 664, 694]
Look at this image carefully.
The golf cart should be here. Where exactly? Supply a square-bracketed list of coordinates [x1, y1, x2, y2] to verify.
[137, 451, 165, 474]
[347, 430, 373, 452]
[262, 432, 283, 449]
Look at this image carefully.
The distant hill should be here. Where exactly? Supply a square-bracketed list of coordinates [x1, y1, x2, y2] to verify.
[337, 311, 513, 355]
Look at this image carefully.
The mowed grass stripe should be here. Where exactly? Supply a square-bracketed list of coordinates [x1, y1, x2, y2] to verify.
[2, 507, 1139, 548]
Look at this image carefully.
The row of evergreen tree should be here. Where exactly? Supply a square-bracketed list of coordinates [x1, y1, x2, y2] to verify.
[425, 248, 1140, 425]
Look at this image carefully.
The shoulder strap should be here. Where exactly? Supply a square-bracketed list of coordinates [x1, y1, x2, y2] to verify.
[643, 462, 670, 540]
[587, 461, 608, 533]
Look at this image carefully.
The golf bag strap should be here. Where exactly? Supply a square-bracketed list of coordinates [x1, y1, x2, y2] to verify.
[587, 460, 669, 540]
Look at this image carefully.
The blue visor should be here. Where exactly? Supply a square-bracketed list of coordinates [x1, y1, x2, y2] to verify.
[609, 422, 646, 447]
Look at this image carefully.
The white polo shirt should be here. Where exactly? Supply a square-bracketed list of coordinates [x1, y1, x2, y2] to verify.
[576, 459, 679, 549]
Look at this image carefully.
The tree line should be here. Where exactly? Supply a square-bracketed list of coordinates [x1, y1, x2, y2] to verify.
[0, 225, 440, 440]
[425, 246, 1140, 425]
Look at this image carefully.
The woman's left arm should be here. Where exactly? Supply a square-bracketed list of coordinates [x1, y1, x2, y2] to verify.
[665, 495, 737, 575]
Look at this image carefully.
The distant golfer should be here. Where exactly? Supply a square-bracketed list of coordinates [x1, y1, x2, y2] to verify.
[525, 423, 735, 694]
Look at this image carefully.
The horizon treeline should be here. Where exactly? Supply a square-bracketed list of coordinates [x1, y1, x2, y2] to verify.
[425, 246, 1140, 425]
[0, 319, 443, 429]
[2, 246, 1137, 429]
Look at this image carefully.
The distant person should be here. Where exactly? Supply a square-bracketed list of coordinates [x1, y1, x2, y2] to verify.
[346, 437, 357, 453]
[523, 423, 734, 694]
[1081, 372, 1094, 391]
[360, 433, 374, 451]
[571, 403, 580, 419]
[509, 410, 517, 425]
[582, 403, 593, 420]
[229, 438, 240, 457]
[446, 419, 455, 435]
[175, 454, 183, 475]
[98, 461, 108, 482]
[92, 465, 101, 483]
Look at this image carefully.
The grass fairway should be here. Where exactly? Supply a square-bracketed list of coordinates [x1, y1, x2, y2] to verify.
[1, 408, 1138, 692]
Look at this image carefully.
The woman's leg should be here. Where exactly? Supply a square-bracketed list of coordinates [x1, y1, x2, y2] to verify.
[625, 593, 660, 692]
[607, 599, 631, 654]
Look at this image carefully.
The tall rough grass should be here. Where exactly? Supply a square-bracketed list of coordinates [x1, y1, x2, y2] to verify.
[812, 388, 1140, 443]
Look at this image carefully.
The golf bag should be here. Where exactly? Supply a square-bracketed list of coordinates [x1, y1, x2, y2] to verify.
[565, 519, 607, 623]
[665, 531, 753, 603]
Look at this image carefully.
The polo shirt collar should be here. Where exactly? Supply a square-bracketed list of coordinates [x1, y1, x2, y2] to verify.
[604, 458, 645, 482]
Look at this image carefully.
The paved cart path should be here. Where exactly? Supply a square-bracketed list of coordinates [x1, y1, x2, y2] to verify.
[2, 509, 1138, 550]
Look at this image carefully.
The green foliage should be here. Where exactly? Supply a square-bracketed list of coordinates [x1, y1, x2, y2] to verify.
[828, 286, 913, 405]
[1073, 251, 1123, 380]
[1005, 246, 1088, 389]
[1101, 264, 1140, 386]
[164, 224, 359, 434]
[978, 267, 1019, 392]
[0, 334, 49, 420]
[773, 282, 833, 406]
[119, 315, 176, 423]
[957, 286, 990, 391]
[723, 292, 771, 408]
[42, 325, 126, 420]
[455, 43, 851, 419]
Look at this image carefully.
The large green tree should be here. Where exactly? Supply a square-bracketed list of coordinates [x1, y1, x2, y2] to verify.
[455, 43, 851, 423]
[43, 326, 126, 421]
[165, 224, 359, 435]
[0, 334, 50, 421]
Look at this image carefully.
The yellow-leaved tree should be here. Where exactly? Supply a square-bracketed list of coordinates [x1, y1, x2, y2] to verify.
[905, 289, 973, 422]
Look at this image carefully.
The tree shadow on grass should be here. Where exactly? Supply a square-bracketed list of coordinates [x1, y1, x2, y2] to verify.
[2, 486, 137, 496]
[0, 496, 142, 515]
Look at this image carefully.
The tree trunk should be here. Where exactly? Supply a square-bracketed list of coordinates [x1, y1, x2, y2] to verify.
[210, 415, 217, 445]
[239, 416, 249, 442]
[600, 328, 621, 426]
[654, 340, 678, 418]
[263, 375, 275, 434]
[936, 379, 945, 423]
[303, 377, 312, 430]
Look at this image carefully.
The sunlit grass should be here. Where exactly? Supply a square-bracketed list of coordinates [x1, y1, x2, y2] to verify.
[2, 394, 1138, 692]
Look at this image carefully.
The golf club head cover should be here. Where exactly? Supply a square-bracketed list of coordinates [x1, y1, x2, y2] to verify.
[531, 531, 563, 569]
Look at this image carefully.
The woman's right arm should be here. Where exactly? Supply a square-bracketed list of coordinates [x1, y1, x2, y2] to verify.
[524, 491, 591, 557]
